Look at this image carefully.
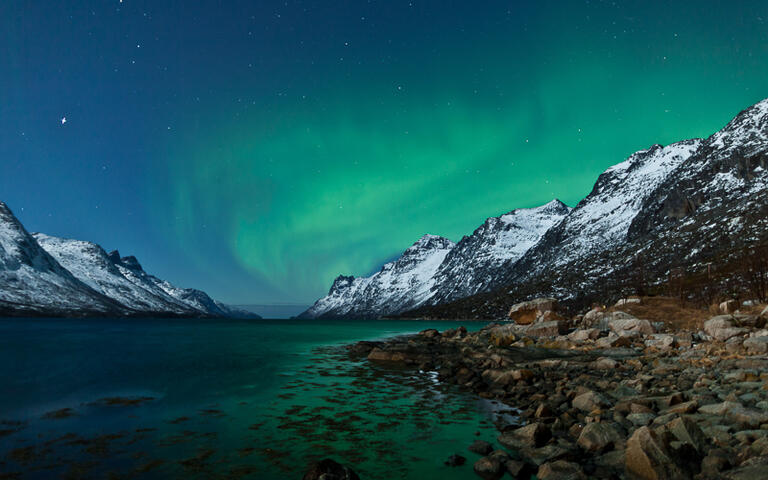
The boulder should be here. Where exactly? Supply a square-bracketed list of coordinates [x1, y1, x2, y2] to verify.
[576, 422, 623, 452]
[519, 443, 577, 466]
[539, 310, 566, 322]
[743, 336, 768, 354]
[568, 328, 600, 342]
[572, 391, 611, 412]
[594, 357, 619, 369]
[419, 328, 440, 338]
[367, 348, 405, 362]
[498, 423, 551, 449]
[302, 459, 360, 480]
[537, 460, 587, 480]
[625, 426, 689, 480]
[595, 334, 632, 348]
[727, 405, 768, 429]
[661, 416, 708, 453]
[722, 457, 768, 479]
[523, 320, 568, 338]
[445, 454, 466, 466]
[469, 440, 494, 455]
[644, 334, 676, 350]
[698, 401, 742, 416]
[473, 456, 505, 480]
[615, 296, 642, 307]
[581, 307, 606, 328]
[488, 325, 519, 347]
[704, 316, 748, 342]
[720, 299, 739, 314]
[481, 369, 515, 387]
[508, 298, 559, 325]
[627, 413, 656, 426]
[736, 315, 766, 328]
[609, 316, 655, 336]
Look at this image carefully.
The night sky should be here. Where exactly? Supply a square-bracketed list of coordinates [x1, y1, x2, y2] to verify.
[2, 1, 767, 305]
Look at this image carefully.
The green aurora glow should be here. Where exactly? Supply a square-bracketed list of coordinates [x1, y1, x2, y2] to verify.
[153, 2, 768, 303]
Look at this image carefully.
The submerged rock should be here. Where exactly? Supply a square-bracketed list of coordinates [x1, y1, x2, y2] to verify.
[302, 459, 360, 480]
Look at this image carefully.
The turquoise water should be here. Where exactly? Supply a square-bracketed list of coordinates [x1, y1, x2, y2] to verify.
[0, 318, 514, 479]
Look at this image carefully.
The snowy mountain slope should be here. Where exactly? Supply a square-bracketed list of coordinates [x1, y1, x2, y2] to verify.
[302, 200, 571, 318]
[0, 203, 124, 315]
[0, 202, 255, 318]
[33, 235, 197, 315]
[407, 97, 768, 320]
[108, 251, 253, 318]
[301, 234, 456, 318]
[427, 200, 571, 304]
[504, 139, 702, 284]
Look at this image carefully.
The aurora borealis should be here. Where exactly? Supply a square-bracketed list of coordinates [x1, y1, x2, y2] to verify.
[2, 1, 768, 305]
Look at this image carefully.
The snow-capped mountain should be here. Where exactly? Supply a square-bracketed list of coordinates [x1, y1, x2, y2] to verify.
[301, 234, 455, 318]
[33, 235, 193, 315]
[503, 139, 702, 285]
[107, 250, 246, 317]
[427, 200, 570, 304]
[0, 203, 255, 318]
[302, 201, 570, 318]
[0, 203, 123, 316]
[306, 97, 768, 320]
[409, 97, 768, 319]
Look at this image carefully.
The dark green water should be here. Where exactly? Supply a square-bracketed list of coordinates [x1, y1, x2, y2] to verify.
[0, 318, 516, 479]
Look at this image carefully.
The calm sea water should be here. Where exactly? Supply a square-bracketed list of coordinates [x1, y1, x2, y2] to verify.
[0, 318, 514, 479]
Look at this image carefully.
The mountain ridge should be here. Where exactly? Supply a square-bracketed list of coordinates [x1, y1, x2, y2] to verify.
[303, 97, 768, 320]
[0, 203, 256, 318]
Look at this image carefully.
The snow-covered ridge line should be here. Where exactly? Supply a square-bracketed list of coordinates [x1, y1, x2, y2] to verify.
[305, 97, 768, 319]
[301, 200, 571, 318]
[0, 202, 254, 318]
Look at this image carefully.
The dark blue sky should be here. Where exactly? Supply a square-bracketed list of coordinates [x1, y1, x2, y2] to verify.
[2, 1, 767, 304]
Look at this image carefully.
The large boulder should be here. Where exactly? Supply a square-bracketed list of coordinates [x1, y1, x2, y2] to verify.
[498, 423, 552, 449]
[625, 427, 689, 480]
[608, 315, 655, 337]
[660, 416, 708, 453]
[468, 440, 494, 455]
[522, 320, 568, 338]
[744, 335, 768, 354]
[508, 298, 559, 325]
[488, 324, 519, 347]
[537, 460, 587, 480]
[572, 391, 611, 412]
[473, 455, 505, 479]
[302, 459, 360, 480]
[577, 422, 623, 452]
[703, 316, 749, 341]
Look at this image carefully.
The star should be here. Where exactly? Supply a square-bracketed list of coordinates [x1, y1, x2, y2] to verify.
[61, 117, 67, 125]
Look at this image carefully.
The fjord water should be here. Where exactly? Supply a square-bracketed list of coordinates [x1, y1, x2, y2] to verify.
[0, 318, 509, 479]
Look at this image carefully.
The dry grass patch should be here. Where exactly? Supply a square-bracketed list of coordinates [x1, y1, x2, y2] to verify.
[608, 296, 710, 331]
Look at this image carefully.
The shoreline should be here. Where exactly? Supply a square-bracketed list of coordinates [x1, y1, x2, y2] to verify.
[346, 312, 768, 479]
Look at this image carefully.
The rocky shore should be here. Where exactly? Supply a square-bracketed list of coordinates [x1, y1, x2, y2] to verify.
[345, 298, 768, 479]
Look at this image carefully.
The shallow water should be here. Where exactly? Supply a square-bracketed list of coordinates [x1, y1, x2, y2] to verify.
[0, 318, 515, 479]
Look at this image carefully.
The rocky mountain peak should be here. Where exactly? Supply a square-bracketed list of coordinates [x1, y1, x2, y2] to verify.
[405, 234, 455, 254]
[329, 274, 356, 294]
